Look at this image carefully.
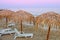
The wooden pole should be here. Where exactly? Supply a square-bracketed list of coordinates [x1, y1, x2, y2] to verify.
[30, 17, 31, 24]
[20, 20, 23, 34]
[35, 22, 38, 32]
[33, 17, 35, 25]
[46, 25, 51, 40]
[6, 17, 8, 28]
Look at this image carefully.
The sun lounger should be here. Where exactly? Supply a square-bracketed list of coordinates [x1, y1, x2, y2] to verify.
[8, 23, 15, 27]
[2, 30, 15, 34]
[0, 28, 15, 36]
[14, 33, 33, 39]
[14, 28, 33, 39]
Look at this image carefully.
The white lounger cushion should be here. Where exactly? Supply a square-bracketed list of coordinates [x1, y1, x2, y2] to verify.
[14, 33, 33, 39]
[0, 28, 15, 36]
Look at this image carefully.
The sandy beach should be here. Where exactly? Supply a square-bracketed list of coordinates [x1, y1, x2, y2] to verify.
[0, 25, 60, 40]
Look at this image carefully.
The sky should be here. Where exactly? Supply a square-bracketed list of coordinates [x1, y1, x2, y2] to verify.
[13, 8, 60, 16]
[0, 0, 60, 16]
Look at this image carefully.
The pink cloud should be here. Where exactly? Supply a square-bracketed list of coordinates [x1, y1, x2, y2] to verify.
[0, 0, 60, 5]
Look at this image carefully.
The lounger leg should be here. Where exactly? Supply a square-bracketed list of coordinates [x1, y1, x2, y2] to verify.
[14, 36, 17, 39]
[31, 36, 33, 38]
[14, 33, 17, 39]
[31, 35, 33, 38]
[0, 34, 2, 40]
[0, 34, 1, 37]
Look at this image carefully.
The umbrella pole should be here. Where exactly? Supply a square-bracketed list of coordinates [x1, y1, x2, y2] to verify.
[46, 25, 51, 40]
[35, 22, 38, 32]
[6, 17, 8, 28]
[21, 20, 23, 34]
[30, 17, 31, 24]
[33, 18, 35, 25]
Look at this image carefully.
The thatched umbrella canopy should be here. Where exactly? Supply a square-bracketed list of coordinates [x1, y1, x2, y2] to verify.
[16, 10, 34, 24]
[0, 9, 15, 28]
[35, 12, 60, 30]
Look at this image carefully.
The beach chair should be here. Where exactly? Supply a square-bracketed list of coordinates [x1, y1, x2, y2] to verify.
[0, 28, 15, 36]
[14, 28, 33, 39]
[8, 23, 15, 27]
[3, 28, 15, 34]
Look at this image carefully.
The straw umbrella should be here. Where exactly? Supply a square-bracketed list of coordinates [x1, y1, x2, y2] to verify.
[16, 10, 34, 24]
[35, 11, 60, 40]
[41, 12, 60, 40]
[0, 9, 15, 28]
[40, 17, 60, 40]
[35, 12, 60, 31]
[16, 10, 34, 34]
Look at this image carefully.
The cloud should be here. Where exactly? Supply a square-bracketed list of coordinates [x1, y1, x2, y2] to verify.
[0, 0, 60, 5]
